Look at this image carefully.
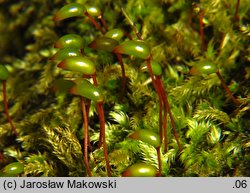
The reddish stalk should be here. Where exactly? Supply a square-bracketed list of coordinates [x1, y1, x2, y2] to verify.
[146, 59, 181, 150]
[155, 77, 168, 151]
[163, 107, 168, 152]
[91, 73, 111, 176]
[234, 0, 241, 22]
[96, 102, 111, 176]
[199, 5, 206, 52]
[92, 73, 98, 86]
[135, 30, 142, 41]
[81, 97, 92, 176]
[97, 132, 103, 148]
[0, 152, 6, 162]
[127, 15, 181, 150]
[127, 24, 166, 151]
[115, 53, 126, 101]
[84, 12, 105, 34]
[124, 11, 180, 169]
[91, 73, 104, 148]
[136, 32, 142, 40]
[123, 31, 133, 40]
[158, 96, 163, 144]
[2, 80, 17, 136]
[216, 71, 240, 105]
[144, 59, 165, 174]
[157, 77, 182, 150]
[97, 128, 103, 148]
[197, 3, 239, 106]
[85, 99, 93, 152]
[156, 147, 162, 177]
[98, 15, 109, 32]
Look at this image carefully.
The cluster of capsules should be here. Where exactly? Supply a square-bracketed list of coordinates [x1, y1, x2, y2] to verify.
[51, 3, 183, 177]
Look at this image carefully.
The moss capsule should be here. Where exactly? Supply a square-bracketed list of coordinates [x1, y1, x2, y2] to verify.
[52, 79, 75, 93]
[53, 3, 85, 22]
[88, 37, 119, 52]
[2, 162, 24, 175]
[141, 60, 162, 76]
[0, 172, 17, 177]
[104, 28, 124, 41]
[57, 56, 96, 75]
[190, 61, 217, 75]
[129, 129, 161, 148]
[0, 65, 10, 80]
[122, 163, 158, 177]
[69, 79, 104, 102]
[113, 40, 150, 59]
[85, 5, 101, 17]
[54, 34, 84, 49]
[50, 48, 82, 61]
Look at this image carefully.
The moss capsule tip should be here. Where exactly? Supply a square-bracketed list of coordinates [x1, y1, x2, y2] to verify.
[53, 15, 60, 22]
[190, 67, 198, 75]
[57, 61, 65, 68]
[54, 42, 61, 48]
[88, 40, 97, 50]
[68, 87, 76, 95]
[112, 45, 124, 54]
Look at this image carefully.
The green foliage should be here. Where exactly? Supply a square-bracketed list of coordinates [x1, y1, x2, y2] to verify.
[0, 0, 249, 177]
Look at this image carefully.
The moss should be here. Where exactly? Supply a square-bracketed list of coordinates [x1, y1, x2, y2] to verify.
[0, 0, 249, 177]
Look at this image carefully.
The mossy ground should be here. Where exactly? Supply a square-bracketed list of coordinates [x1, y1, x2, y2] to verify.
[0, 0, 249, 177]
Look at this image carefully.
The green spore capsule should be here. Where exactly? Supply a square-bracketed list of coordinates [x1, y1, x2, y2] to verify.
[54, 34, 84, 49]
[113, 40, 150, 59]
[2, 162, 24, 175]
[122, 163, 158, 177]
[105, 29, 124, 41]
[0, 65, 10, 80]
[190, 61, 217, 75]
[129, 129, 161, 148]
[50, 47, 82, 61]
[88, 37, 119, 52]
[85, 5, 101, 17]
[57, 56, 96, 75]
[53, 3, 85, 22]
[52, 79, 75, 93]
[69, 79, 104, 102]
[141, 60, 162, 76]
[0, 172, 17, 177]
